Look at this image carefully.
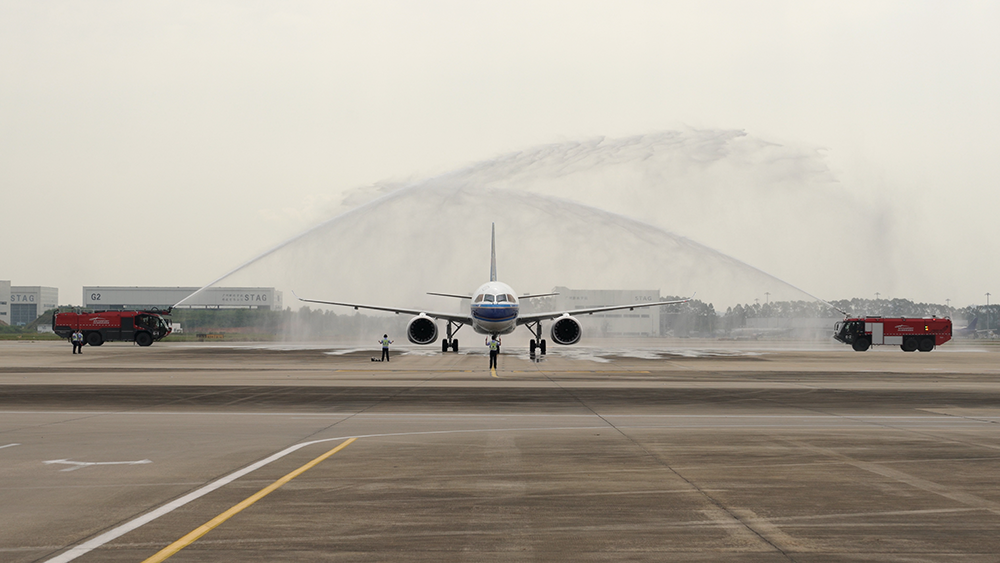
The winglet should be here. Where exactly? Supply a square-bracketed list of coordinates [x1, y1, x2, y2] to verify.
[490, 223, 497, 282]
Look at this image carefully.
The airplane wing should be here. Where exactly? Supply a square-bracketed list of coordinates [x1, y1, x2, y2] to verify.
[296, 295, 472, 325]
[426, 292, 472, 299]
[516, 297, 691, 324]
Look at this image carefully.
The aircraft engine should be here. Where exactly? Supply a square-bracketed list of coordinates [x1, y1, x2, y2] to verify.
[406, 314, 438, 345]
[550, 315, 582, 345]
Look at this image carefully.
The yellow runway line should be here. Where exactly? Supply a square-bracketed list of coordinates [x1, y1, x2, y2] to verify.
[142, 437, 357, 563]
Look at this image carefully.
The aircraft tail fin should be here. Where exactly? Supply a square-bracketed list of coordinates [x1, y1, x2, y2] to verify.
[490, 223, 497, 282]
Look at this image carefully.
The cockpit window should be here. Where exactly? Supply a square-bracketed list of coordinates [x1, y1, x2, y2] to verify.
[495, 294, 508, 302]
[506, 294, 516, 303]
[484, 294, 495, 303]
[474, 294, 484, 303]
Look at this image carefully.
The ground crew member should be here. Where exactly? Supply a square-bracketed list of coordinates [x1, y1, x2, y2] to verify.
[486, 335, 501, 369]
[71, 330, 84, 354]
[379, 334, 393, 362]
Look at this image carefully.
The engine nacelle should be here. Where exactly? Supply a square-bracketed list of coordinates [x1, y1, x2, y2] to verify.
[406, 314, 438, 345]
[550, 315, 582, 345]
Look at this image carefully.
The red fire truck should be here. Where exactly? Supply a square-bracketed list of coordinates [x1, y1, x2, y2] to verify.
[833, 317, 952, 352]
[52, 310, 172, 347]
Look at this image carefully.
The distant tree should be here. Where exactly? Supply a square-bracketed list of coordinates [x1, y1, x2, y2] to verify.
[660, 298, 715, 336]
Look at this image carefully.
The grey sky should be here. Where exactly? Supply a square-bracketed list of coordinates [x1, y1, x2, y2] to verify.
[2, 1, 997, 308]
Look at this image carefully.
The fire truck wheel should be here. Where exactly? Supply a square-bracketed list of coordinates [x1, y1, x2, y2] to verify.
[852, 337, 870, 352]
[902, 338, 918, 352]
[918, 338, 935, 352]
[135, 332, 154, 347]
[85, 332, 103, 347]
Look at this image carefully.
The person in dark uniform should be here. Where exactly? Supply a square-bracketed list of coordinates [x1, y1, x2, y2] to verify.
[487, 335, 501, 369]
[379, 334, 393, 362]
[71, 330, 83, 354]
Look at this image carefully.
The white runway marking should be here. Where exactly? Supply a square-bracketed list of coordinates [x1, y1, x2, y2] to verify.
[43, 459, 153, 472]
[0, 443, 20, 450]
[43, 426, 604, 563]
[29, 411, 1000, 561]
[42, 441, 321, 562]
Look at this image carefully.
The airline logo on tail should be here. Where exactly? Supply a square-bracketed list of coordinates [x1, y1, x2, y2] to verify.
[490, 223, 497, 282]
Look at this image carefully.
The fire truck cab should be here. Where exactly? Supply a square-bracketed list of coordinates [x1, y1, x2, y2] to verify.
[833, 317, 952, 352]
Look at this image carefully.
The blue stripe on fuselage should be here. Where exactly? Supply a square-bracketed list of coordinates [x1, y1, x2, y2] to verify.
[472, 304, 518, 323]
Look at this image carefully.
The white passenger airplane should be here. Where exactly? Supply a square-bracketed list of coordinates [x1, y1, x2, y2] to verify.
[297, 224, 690, 354]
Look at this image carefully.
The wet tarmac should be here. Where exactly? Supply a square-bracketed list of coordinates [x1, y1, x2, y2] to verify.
[2, 340, 1000, 562]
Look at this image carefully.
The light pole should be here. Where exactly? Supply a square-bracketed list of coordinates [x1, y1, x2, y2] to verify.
[765, 292, 770, 304]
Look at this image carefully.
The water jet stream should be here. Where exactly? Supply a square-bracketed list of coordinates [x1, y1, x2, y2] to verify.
[179, 131, 872, 313]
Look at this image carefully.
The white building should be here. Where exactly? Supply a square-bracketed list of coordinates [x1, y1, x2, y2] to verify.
[0, 283, 59, 326]
[553, 287, 661, 337]
[83, 287, 283, 310]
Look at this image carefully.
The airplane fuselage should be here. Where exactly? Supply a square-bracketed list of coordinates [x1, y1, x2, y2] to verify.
[470, 281, 519, 335]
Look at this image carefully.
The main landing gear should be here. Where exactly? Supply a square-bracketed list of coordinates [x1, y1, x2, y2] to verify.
[441, 320, 463, 352]
[526, 320, 547, 356]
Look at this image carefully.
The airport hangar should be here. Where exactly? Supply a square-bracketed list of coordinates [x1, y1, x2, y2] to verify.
[552, 287, 663, 337]
[0, 281, 58, 326]
[83, 287, 283, 311]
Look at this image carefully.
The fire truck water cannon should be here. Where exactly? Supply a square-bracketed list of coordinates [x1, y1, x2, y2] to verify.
[833, 316, 952, 352]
